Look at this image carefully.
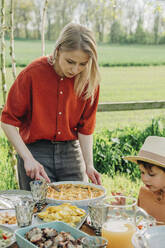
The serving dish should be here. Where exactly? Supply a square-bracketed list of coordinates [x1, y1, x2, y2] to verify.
[46, 181, 106, 206]
[132, 225, 165, 248]
[36, 203, 88, 229]
[0, 209, 17, 230]
[0, 224, 16, 248]
[0, 190, 32, 209]
[15, 221, 90, 248]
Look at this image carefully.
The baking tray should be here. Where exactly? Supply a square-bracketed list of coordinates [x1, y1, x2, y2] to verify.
[15, 221, 90, 248]
[36, 203, 88, 229]
[0, 190, 32, 209]
[46, 181, 106, 206]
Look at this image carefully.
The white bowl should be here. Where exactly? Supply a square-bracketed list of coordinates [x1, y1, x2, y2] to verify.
[46, 181, 106, 206]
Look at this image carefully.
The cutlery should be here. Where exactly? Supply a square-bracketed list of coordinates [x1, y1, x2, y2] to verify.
[38, 176, 60, 192]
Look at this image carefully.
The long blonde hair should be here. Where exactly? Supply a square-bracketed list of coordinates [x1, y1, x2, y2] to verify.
[48, 23, 100, 104]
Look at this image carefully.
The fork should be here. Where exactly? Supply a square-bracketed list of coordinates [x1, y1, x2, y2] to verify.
[38, 176, 60, 192]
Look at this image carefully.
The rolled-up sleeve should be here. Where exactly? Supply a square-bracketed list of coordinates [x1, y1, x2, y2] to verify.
[0, 70, 32, 127]
[77, 85, 100, 135]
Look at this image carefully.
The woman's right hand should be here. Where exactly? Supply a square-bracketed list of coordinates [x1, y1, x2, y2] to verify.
[24, 157, 50, 183]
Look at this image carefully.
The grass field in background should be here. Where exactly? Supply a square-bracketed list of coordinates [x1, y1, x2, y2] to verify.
[4, 40, 165, 67]
[1, 66, 165, 131]
[2, 66, 165, 103]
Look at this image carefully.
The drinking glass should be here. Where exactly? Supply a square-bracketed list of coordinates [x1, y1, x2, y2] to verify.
[15, 200, 35, 228]
[88, 200, 109, 235]
[81, 236, 108, 248]
[30, 180, 48, 204]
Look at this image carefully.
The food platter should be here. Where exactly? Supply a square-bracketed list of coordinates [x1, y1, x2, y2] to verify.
[15, 221, 90, 248]
[36, 203, 88, 229]
[0, 209, 17, 230]
[0, 190, 32, 209]
[0, 224, 16, 248]
[46, 181, 106, 206]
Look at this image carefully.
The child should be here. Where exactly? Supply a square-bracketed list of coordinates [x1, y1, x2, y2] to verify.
[125, 136, 165, 224]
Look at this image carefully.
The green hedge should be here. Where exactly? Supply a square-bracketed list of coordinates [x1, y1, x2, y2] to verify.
[0, 117, 165, 189]
[94, 118, 165, 180]
[0, 137, 18, 190]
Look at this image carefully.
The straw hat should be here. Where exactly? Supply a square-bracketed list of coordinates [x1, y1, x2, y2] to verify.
[124, 136, 165, 168]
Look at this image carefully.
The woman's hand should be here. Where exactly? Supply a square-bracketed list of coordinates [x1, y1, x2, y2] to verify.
[24, 157, 50, 183]
[86, 167, 101, 185]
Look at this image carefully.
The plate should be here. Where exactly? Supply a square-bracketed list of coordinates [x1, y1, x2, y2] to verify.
[0, 224, 16, 248]
[46, 181, 106, 206]
[15, 221, 90, 248]
[132, 226, 165, 248]
[0, 209, 17, 229]
[0, 190, 32, 209]
[36, 203, 88, 229]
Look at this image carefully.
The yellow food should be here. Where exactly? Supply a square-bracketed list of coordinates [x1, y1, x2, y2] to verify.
[38, 203, 86, 226]
[47, 184, 104, 201]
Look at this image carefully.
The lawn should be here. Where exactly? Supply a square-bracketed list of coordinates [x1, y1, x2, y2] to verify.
[4, 40, 165, 67]
[1, 66, 165, 131]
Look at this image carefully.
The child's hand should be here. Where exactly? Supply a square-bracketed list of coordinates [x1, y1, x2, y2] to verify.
[111, 192, 126, 205]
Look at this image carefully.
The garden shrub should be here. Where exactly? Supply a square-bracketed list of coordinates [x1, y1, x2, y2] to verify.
[0, 117, 165, 188]
[93, 118, 165, 181]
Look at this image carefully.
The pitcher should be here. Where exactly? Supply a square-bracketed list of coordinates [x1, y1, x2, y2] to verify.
[101, 195, 150, 248]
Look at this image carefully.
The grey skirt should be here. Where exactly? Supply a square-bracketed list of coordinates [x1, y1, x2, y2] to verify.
[17, 139, 88, 190]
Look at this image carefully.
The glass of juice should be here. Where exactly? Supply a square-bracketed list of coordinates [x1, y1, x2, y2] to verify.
[102, 195, 137, 248]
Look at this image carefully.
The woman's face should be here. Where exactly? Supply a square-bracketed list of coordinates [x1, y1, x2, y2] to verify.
[139, 164, 165, 192]
[56, 49, 89, 78]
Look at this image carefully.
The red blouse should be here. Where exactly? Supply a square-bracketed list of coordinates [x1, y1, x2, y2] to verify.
[1, 57, 99, 144]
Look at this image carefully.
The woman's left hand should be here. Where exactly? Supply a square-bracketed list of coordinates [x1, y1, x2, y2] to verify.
[86, 167, 102, 185]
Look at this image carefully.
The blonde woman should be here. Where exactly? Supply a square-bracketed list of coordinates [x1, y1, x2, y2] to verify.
[1, 23, 101, 190]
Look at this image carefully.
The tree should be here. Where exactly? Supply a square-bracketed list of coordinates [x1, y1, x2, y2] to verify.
[13, 0, 35, 39]
[153, 5, 162, 44]
[110, 20, 124, 43]
[134, 18, 146, 44]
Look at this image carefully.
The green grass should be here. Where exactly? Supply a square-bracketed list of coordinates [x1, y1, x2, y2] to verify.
[1, 66, 165, 104]
[101, 173, 142, 199]
[4, 40, 165, 67]
[99, 66, 165, 102]
[95, 109, 165, 131]
[98, 44, 165, 66]
[1, 66, 165, 131]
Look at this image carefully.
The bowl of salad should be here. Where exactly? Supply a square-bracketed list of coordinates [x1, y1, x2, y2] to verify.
[0, 225, 15, 248]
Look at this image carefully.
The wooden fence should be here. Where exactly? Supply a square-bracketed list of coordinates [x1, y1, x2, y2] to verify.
[1, 100, 165, 114]
[97, 100, 165, 112]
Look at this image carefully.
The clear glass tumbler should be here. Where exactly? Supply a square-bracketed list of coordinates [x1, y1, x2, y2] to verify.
[30, 180, 48, 204]
[88, 200, 109, 235]
[15, 200, 35, 228]
[81, 236, 108, 248]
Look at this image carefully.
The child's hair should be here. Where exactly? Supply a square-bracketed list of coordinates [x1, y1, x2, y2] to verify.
[48, 22, 100, 104]
[137, 160, 165, 173]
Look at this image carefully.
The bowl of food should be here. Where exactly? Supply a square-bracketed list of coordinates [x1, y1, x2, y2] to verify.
[0, 225, 16, 248]
[0, 210, 17, 230]
[15, 221, 90, 248]
[37, 203, 88, 228]
[46, 181, 106, 206]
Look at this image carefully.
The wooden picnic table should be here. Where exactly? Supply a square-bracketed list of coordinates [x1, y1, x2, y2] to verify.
[11, 222, 95, 247]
